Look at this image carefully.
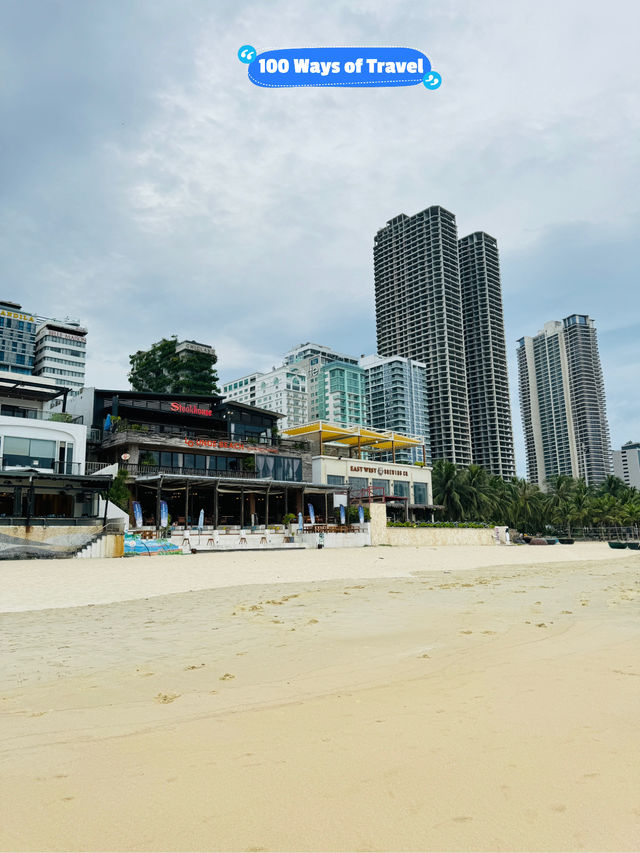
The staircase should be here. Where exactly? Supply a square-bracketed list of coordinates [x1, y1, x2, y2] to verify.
[74, 522, 125, 559]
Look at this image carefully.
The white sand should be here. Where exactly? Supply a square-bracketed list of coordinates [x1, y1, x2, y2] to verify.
[0, 541, 631, 612]
[1, 543, 639, 851]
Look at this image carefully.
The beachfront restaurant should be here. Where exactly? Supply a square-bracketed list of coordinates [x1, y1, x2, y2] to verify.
[283, 422, 438, 522]
[69, 389, 345, 529]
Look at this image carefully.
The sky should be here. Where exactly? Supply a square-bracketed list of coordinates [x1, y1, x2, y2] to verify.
[2, 0, 639, 474]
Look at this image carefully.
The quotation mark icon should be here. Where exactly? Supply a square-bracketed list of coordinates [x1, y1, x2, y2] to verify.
[423, 71, 442, 90]
[238, 45, 256, 64]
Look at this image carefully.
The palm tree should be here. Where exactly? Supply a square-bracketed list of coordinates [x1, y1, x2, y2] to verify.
[508, 478, 544, 533]
[432, 459, 466, 521]
[461, 464, 493, 521]
[544, 474, 577, 535]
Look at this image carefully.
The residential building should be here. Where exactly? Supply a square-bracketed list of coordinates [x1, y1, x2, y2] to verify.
[613, 441, 640, 489]
[34, 319, 87, 391]
[223, 343, 363, 430]
[317, 361, 367, 427]
[517, 315, 612, 487]
[458, 232, 515, 478]
[360, 353, 430, 463]
[374, 206, 472, 465]
[223, 366, 307, 430]
[0, 301, 37, 375]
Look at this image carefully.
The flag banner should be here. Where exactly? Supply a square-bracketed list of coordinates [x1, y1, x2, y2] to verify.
[132, 501, 143, 528]
[308, 503, 316, 525]
[160, 500, 168, 528]
[339, 504, 346, 525]
[358, 505, 365, 525]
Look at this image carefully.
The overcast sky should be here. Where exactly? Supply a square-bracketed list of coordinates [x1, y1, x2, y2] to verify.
[2, 0, 639, 474]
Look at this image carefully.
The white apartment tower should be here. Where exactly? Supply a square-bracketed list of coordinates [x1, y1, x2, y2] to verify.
[613, 441, 640, 489]
[33, 319, 87, 391]
[517, 314, 612, 487]
[360, 353, 430, 463]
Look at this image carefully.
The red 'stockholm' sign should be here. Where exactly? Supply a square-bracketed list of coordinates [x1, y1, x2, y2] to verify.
[171, 401, 212, 416]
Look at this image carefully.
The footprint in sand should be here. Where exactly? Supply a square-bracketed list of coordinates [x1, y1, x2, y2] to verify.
[155, 693, 180, 704]
[418, 653, 431, 659]
[389, 591, 402, 595]
[219, 673, 235, 681]
[561, 610, 573, 614]
[460, 630, 473, 635]
[481, 630, 496, 635]
[184, 663, 205, 671]
[536, 623, 547, 628]
[307, 618, 319, 625]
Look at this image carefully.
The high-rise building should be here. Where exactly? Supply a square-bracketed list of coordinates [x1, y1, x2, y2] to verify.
[316, 361, 367, 428]
[517, 314, 612, 487]
[223, 343, 362, 429]
[0, 301, 37, 375]
[458, 232, 515, 478]
[360, 353, 430, 463]
[613, 441, 640, 489]
[34, 319, 87, 391]
[374, 206, 472, 465]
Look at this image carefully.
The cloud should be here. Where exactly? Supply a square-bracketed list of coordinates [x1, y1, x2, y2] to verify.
[1, 0, 638, 474]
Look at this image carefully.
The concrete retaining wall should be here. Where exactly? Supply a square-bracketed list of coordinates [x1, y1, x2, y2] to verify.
[0, 524, 103, 559]
[369, 503, 495, 546]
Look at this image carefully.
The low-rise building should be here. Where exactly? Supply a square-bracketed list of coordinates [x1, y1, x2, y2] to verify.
[613, 441, 640, 489]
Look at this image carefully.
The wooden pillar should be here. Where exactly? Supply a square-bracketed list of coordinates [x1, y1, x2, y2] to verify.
[265, 485, 270, 527]
[324, 491, 328, 524]
[297, 489, 304, 514]
[392, 439, 396, 463]
[284, 486, 288, 516]
[213, 481, 219, 529]
[248, 492, 256, 525]
[422, 444, 426, 465]
[155, 478, 162, 531]
[184, 481, 189, 525]
[357, 435, 361, 460]
[240, 486, 245, 528]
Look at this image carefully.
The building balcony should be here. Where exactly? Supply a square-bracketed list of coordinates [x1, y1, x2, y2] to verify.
[98, 427, 309, 454]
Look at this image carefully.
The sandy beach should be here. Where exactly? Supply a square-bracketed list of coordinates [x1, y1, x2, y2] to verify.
[1, 543, 639, 851]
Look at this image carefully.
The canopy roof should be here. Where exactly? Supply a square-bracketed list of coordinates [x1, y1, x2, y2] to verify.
[283, 420, 423, 452]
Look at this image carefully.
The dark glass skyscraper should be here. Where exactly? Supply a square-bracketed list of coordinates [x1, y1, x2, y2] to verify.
[374, 206, 472, 466]
[458, 232, 516, 478]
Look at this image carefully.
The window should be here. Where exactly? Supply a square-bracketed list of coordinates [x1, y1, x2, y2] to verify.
[3, 436, 56, 469]
[393, 481, 409, 498]
[348, 476, 368, 491]
[159, 451, 180, 468]
[372, 478, 390, 496]
[413, 483, 428, 504]
[327, 474, 345, 485]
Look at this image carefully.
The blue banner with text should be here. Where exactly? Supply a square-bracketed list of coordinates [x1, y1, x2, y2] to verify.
[246, 47, 432, 89]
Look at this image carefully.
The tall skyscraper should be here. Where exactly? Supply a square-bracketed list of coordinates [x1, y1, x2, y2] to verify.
[360, 353, 430, 464]
[517, 315, 612, 487]
[458, 232, 515, 478]
[374, 206, 472, 465]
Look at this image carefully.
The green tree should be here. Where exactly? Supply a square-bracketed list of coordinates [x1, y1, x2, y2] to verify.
[106, 470, 131, 513]
[432, 460, 467, 521]
[128, 336, 219, 395]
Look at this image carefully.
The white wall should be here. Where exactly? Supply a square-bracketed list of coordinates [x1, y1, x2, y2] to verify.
[0, 416, 87, 474]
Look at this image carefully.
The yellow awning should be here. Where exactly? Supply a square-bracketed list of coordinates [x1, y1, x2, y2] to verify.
[283, 421, 424, 451]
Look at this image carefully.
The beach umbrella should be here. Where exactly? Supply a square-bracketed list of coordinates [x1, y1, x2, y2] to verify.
[340, 504, 346, 525]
